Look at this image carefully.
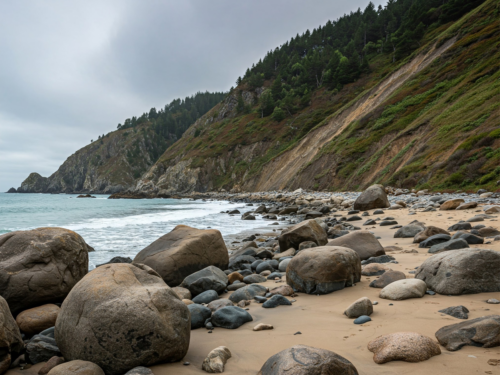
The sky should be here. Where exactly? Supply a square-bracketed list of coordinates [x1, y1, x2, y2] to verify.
[0, 0, 384, 192]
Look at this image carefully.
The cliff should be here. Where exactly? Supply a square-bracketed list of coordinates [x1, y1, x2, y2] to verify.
[135, 0, 499, 194]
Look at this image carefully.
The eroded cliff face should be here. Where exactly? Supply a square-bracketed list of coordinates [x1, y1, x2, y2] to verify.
[18, 125, 167, 194]
[134, 2, 500, 194]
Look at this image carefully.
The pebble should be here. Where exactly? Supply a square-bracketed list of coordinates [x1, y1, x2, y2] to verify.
[487, 299, 500, 304]
[183, 362, 190, 366]
[354, 316, 372, 324]
[294, 331, 301, 335]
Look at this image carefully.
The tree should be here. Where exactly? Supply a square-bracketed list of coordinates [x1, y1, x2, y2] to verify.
[271, 75, 283, 101]
[259, 90, 275, 117]
[272, 107, 286, 122]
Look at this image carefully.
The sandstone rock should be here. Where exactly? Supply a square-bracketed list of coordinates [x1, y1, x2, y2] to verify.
[435, 315, 500, 351]
[456, 202, 478, 210]
[258, 345, 358, 375]
[273, 248, 295, 260]
[440, 199, 465, 210]
[182, 299, 193, 305]
[476, 227, 500, 237]
[361, 263, 390, 276]
[202, 346, 232, 373]
[278, 220, 327, 251]
[171, 286, 191, 300]
[38, 356, 64, 375]
[344, 297, 373, 318]
[207, 299, 234, 312]
[286, 246, 361, 295]
[327, 231, 385, 261]
[253, 323, 273, 331]
[211, 306, 252, 329]
[133, 225, 229, 287]
[0, 296, 24, 373]
[16, 304, 59, 336]
[0, 228, 90, 314]
[484, 206, 500, 214]
[180, 266, 228, 296]
[369, 270, 405, 288]
[47, 360, 105, 375]
[229, 284, 267, 303]
[268, 285, 294, 297]
[353, 184, 390, 211]
[368, 332, 441, 364]
[124, 367, 154, 375]
[413, 226, 450, 243]
[415, 249, 500, 295]
[55, 263, 190, 375]
[379, 279, 427, 300]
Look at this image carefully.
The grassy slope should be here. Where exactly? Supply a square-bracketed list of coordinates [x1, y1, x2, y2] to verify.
[147, 0, 500, 193]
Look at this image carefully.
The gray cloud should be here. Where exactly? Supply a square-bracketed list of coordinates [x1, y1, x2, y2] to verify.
[0, 0, 383, 191]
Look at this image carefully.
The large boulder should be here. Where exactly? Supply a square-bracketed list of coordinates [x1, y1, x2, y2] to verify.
[258, 345, 358, 375]
[15, 304, 60, 335]
[55, 263, 190, 375]
[180, 266, 228, 296]
[0, 228, 90, 314]
[413, 226, 450, 243]
[368, 332, 441, 364]
[278, 220, 327, 251]
[286, 246, 361, 295]
[133, 225, 229, 286]
[353, 185, 390, 211]
[379, 279, 427, 300]
[415, 249, 500, 295]
[211, 306, 252, 329]
[47, 360, 105, 375]
[0, 296, 24, 373]
[394, 223, 426, 238]
[435, 315, 500, 351]
[327, 231, 385, 261]
[187, 304, 211, 329]
[440, 199, 465, 210]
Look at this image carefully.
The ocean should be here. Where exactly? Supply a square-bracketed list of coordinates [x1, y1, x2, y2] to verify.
[0, 193, 268, 269]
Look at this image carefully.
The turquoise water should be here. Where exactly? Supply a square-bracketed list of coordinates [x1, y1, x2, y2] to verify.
[0, 193, 267, 268]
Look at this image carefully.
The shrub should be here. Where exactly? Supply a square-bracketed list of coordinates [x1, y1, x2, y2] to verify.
[272, 107, 286, 122]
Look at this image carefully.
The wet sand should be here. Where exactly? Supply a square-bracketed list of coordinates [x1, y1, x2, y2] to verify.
[10, 206, 500, 375]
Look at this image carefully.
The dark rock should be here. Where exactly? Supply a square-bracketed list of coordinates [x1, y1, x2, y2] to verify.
[0, 228, 90, 314]
[192, 290, 219, 304]
[347, 216, 362, 221]
[251, 260, 264, 270]
[305, 211, 323, 219]
[229, 284, 267, 303]
[369, 270, 406, 288]
[0, 296, 24, 371]
[227, 283, 247, 291]
[394, 224, 426, 238]
[26, 334, 61, 364]
[455, 233, 484, 244]
[255, 249, 274, 259]
[448, 222, 472, 231]
[354, 315, 371, 324]
[373, 210, 384, 215]
[243, 274, 267, 284]
[255, 262, 273, 274]
[211, 306, 253, 329]
[124, 367, 154, 375]
[438, 305, 469, 320]
[419, 234, 451, 248]
[6, 187, 17, 193]
[228, 255, 256, 270]
[254, 296, 267, 303]
[428, 239, 469, 253]
[414, 226, 450, 243]
[363, 219, 376, 225]
[97, 256, 133, 267]
[187, 304, 212, 329]
[262, 295, 292, 308]
[380, 220, 398, 226]
[133, 225, 229, 287]
[435, 315, 500, 351]
[298, 241, 317, 251]
[361, 255, 395, 265]
[180, 266, 228, 296]
[258, 345, 359, 375]
[416, 249, 500, 295]
[267, 272, 282, 280]
[286, 246, 361, 295]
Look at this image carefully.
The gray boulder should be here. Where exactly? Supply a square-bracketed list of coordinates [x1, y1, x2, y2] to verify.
[344, 297, 373, 318]
[394, 223, 426, 238]
[180, 266, 228, 296]
[211, 306, 253, 329]
[133, 225, 229, 287]
[0, 296, 24, 372]
[435, 315, 500, 351]
[243, 274, 267, 284]
[55, 263, 190, 375]
[286, 246, 361, 295]
[229, 284, 267, 303]
[192, 290, 219, 304]
[47, 360, 105, 375]
[369, 270, 406, 288]
[416, 249, 500, 295]
[0, 228, 90, 314]
[327, 231, 385, 261]
[428, 239, 469, 253]
[278, 219, 327, 251]
[262, 295, 292, 308]
[419, 234, 451, 248]
[26, 333, 61, 364]
[438, 305, 469, 320]
[187, 304, 212, 329]
[278, 258, 291, 272]
[353, 184, 390, 211]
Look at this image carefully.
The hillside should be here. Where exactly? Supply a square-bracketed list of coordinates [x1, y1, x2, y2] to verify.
[135, 0, 499, 195]
[16, 92, 225, 193]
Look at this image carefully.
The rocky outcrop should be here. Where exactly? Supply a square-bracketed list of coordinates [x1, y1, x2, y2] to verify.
[415, 249, 500, 295]
[55, 263, 190, 375]
[258, 345, 358, 375]
[0, 228, 90, 314]
[17, 172, 49, 193]
[0, 296, 24, 374]
[133, 225, 229, 287]
[286, 246, 361, 294]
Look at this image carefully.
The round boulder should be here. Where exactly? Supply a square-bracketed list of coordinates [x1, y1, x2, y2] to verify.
[286, 246, 361, 295]
[379, 279, 427, 300]
[258, 345, 358, 375]
[415, 249, 500, 295]
[278, 219, 328, 251]
[369, 270, 406, 288]
[16, 304, 60, 335]
[47, 360, 105, 375]
[180, 266, 228, 297]
[211, 306, 253, 329]
[55, 263, 190, 375]
[0, 228, 90, 314]
[353, 184, 390, 211]
[327, 231, 385, 261]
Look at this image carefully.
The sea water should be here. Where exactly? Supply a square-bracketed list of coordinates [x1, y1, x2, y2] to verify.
[0, 193, 267, 269]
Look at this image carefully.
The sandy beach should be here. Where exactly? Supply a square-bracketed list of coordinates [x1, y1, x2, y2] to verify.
[7, 202, 500, 375]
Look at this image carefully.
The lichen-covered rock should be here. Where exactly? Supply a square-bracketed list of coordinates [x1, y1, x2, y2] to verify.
[134, 225, 229, 286]
[368, 332, 441, 364]
[0, 227, 90, 314]
[258, 345, 358, 375]
[435, 315, 500, 351]
[327, 231, 385, 261]
[278, 219, 328, 252]
[415, 249, 500, 295]
[286, 246, 361, 295]
[0, 296, 24, 373]
[55, 263, 190, 375]
[353, 185, 390, 211]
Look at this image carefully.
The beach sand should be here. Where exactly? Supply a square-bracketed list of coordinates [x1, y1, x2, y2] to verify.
[8, 206, 500, 375]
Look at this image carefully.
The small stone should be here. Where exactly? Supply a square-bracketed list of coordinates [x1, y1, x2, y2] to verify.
[202, 346, 232, 373]
[354, 315, 371, 324]
[183, 362, 190, 366]
[253, 323, 274, 331]
[294, 331, 302, 335]
[487, 299, 500, 304]
[344, 297, 373, 318]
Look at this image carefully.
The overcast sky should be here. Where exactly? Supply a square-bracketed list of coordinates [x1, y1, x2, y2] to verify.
[0, 0, 384, 192]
